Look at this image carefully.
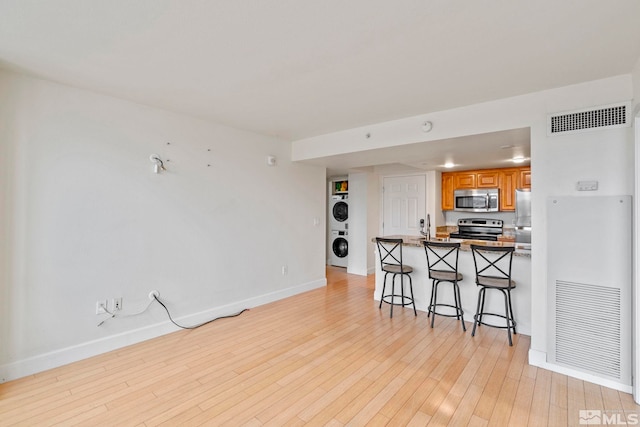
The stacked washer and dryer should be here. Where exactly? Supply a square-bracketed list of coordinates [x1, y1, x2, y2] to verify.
[329, 181, 349, 267]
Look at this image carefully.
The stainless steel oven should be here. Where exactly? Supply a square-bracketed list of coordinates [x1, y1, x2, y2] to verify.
[449, 218, 503, 241]
[454, 188, 499, 212]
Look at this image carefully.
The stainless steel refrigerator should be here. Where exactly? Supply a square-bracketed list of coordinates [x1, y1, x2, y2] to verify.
[515, 188, 531, 243]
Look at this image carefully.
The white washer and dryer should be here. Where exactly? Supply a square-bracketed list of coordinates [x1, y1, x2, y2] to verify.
[329, 194, 348, 267]
[330, 230, 348, 267]
[329, 195, 348, 230]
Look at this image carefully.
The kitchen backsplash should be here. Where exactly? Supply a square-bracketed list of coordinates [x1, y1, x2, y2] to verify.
[444, 210, 516, 227]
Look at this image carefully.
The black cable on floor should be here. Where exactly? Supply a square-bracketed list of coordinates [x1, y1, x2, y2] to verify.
[153, 295, 249, 330]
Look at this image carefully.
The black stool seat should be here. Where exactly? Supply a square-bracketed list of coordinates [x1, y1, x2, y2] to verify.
[470, 244, 517, 346]
[423, 241, 465, 331]
[429, 270, 462, 282]
[382, 265, 413, 274]
[477, 277, 515, 289]
[376, 238, 416, 318]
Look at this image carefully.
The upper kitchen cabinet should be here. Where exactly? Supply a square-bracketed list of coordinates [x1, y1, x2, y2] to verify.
[520, 168, 531, 189]
[499, 169, 519, 211]
[454, 172, 476, 189]
[441, 166, 531, 211]
[442, 174, 454, 210]
[477, 170, 499, 188]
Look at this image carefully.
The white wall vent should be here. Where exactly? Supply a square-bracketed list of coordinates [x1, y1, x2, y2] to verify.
[547, 102, 630, 136]
[547, 196, 631, 387]
[555, 280, 621, 379]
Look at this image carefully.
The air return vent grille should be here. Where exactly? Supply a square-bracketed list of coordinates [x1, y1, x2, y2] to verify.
[548, 102, 630, 136]
[555, 280, 621, 379]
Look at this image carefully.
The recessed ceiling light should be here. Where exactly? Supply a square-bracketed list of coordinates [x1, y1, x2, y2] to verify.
[444, 162, 455, 168]
[512, 156, 525, 163]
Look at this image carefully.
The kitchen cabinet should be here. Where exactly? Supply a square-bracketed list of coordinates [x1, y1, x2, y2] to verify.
[499, 169, 519, 211]
[442, 174, 454, 210]
[477, 171, 499, 188]
[454, 172, 476, 189]
[441, 166, 531, 211]
[520, 169, 531, 189]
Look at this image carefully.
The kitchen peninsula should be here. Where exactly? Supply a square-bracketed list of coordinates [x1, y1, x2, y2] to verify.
[373, 236, 531, 335]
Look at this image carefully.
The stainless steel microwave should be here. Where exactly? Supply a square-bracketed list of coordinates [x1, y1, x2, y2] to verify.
[454, 188, 499, 212]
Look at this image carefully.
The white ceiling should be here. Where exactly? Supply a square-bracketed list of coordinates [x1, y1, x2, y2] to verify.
[1, 1, 639, 172]
[307, 127, 532, 175]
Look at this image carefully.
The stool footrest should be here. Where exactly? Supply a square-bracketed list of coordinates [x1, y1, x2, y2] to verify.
[381, 294, 414, 307]
[473, 312, 516, 330]
[427, 279, 466, 331]
[429, 303, 464, 318]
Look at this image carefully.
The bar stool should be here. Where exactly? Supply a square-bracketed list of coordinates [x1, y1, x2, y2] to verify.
[423, 241, 465, 331]
[470, 244, 517, 346]
[375, 238, 417, 318]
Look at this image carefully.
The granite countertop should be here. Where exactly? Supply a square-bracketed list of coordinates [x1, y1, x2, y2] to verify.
[374, 234, 531, 256]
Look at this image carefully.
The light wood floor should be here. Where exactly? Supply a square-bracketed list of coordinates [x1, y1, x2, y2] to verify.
[1, 267, 638, 426]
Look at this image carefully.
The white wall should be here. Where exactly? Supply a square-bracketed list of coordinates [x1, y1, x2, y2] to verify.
[634, 57, 640, 113]
[293, 74, 635, 387]
[345, 172, 379, 276]
[366, 173, 379, 274]
[345, 172, 366, 275]
[0, 70, 327, 381]
[426, 170, 445, 230]
[630, 56, 640, 401]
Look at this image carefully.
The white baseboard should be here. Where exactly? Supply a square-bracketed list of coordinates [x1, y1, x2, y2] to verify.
[528, 349, 632, 394]
[0, 277, 326, 383]
[346, 267, 367, 276]
[528, 348, 547, 367]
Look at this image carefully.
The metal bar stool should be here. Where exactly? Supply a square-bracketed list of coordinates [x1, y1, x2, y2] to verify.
[375, 238, 417, 318]
[423, 241, 465, 331]
[470, 244, 517, 346]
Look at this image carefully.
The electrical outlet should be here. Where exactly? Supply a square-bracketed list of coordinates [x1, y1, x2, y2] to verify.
[281, 265, 288, 276]
[148, 290, 160, 300]
[96, 300, 108, 315]
[112, 297, 122, 311]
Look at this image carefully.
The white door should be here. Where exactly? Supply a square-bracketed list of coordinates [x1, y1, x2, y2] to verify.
[382, 175, 426, 236]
